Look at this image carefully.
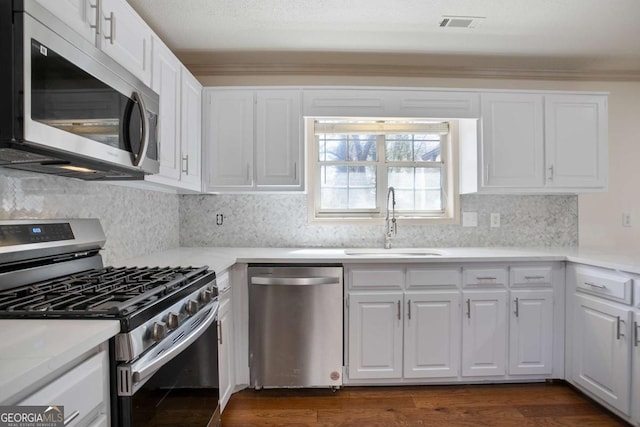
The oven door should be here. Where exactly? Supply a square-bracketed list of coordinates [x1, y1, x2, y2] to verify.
[116, 301, 221, 427]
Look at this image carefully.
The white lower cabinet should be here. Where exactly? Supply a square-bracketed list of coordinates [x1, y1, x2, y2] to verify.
[461, 290, 507, 377]
[217, 274, 235, 412]
[633, 309, 640, 424]
[404, 291, 460, 378]
[347, 292, 403, 380]
[572, 293, 632, 416]
[509, 289, 554, 375]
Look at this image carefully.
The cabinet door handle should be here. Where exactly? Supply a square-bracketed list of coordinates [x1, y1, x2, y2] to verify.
[397, 300, 401, 320]
[547, 165, 554, 182]
[616, 316, 625, 340]
[246, 163, 251, 183]
[217, 320, 223, 345]
[485, 163, 490, 184]
[294, 162, 297, 181]
[182, 154, 189, 174]
[104, 11, 115, 44]
[89, 0, 100, 35]
[635, 321, 639, 347]
[407, 299, 411, 320]
[466, 298, 471, 319]
[585, 281, 606, 289]
[514, 297, 519, 318]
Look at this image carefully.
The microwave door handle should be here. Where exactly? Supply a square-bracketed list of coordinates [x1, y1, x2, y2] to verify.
[129, 92, 149, 167]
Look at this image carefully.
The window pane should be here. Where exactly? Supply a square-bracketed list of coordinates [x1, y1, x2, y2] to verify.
[386, 134, 441, 162]
[319, 136, 347, 161]
[388, 167, 442, 211]
[348, 136, 377, 161]
[320, 165, 376, 210]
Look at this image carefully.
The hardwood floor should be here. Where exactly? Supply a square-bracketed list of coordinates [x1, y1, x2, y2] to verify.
[221, 383, 629, 426]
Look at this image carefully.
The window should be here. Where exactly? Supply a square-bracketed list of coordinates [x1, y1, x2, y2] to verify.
[309, 119, 459, 223]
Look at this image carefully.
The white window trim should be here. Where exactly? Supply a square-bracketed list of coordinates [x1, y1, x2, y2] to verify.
[306, 118, 460, 225]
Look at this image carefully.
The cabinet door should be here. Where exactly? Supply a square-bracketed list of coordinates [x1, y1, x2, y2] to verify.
[256, 90, 302, 188]
[204, 90, 254, 189]
[99, 0, 151, 85]
[347, 292, 403, 380]
[481, 93, 544, 188]
[545, 95, 607, 189]
[462, 290, 507, 377]
[573, 294, 631, 415]
[404, 291, 460, 378]
[149, 38, 181, 182]
[509, 289, 554, 375]
[633, 311, 640, 423]
[218, 295, 235, 412]
[36, 0, 96, 43]
[179, 71, 202, 190]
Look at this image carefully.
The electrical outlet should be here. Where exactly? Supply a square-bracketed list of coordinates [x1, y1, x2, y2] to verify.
[462, 211, 478, 227]
[490, 213, 501, 228]
[622, 212, 632, 227]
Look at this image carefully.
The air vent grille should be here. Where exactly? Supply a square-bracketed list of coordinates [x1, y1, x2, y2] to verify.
[439, 16, 485, 29]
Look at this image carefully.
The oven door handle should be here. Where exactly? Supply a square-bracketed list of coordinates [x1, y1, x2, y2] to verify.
[131, 301, 219, 385]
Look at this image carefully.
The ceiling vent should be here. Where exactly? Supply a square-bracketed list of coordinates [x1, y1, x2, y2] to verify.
[439, 16, 485, 29]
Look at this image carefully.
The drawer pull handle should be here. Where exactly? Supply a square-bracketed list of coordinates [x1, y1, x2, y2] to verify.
[616, 316, 625, 340]
[64, 410, 80, 426]
[524, 276, 545, 280]
[634, 321, 639, 347]
[476, 276, 497, 281]
[466, 298, 471, 319]
[585, 282, 606, 289]
[514, 298, 519, 318]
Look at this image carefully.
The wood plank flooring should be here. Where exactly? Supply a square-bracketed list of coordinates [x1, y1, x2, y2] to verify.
[221, 383, 629, 426]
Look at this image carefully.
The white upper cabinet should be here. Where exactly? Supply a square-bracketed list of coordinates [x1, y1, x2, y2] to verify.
[203, 88, 303, 192]
[545, 95, 608, 189]
[36, 0, 152, 85]
[180, 71, 203, 190]
[147, 38, 202, 191]
[149, 38, 181, 182]
[481, 93, 545, 188]
[203, 90, 255, 189]
[463, 92, 608, 194]
[256, 91, 302, 187]
[99, 0, 152, 85]
[35, 0, 97, 43]
[303, 89, 479, 118]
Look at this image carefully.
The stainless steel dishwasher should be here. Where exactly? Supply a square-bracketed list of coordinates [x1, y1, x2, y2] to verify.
[249, 265, 343, 389]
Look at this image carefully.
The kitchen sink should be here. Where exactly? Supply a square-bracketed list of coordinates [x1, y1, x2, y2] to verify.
[344, 249, 443, 257]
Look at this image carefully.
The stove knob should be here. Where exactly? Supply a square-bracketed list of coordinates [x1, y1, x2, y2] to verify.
[151, 322, 167, 342]
[200, 289, 213, 303]
[186, 299, 199, 315]
[167, 312, 180, 330]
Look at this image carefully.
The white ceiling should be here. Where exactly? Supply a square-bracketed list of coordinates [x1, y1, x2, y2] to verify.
[127, 0, 640, 75]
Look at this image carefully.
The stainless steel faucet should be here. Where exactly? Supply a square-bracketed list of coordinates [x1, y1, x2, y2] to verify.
[384, 187, 397, 249]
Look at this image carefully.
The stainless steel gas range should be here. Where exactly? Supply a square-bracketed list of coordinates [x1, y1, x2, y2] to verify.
[0, 219, 221, 427]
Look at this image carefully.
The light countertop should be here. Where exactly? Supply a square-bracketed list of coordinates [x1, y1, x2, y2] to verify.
[124, 246, 640, 276]
[0, 319, 120, 404]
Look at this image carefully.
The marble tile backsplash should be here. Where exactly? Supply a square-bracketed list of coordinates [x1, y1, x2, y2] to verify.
[180, 193, 578, 248]
[1, 169, 180, 265]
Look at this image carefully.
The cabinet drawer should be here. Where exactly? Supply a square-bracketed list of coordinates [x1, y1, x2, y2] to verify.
[463, 267, 508, 288]
[19, 351, 107, 426]
[510, 266, 552, 287]
[349, 268, 404, 289]
[574, 265, 632, 304]
[406, 268, 460, 289]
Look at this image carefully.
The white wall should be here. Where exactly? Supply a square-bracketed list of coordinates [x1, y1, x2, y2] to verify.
[198, 74, 640, 252]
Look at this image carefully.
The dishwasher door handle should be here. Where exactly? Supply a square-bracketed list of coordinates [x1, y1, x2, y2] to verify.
[251, 276, 340, 286]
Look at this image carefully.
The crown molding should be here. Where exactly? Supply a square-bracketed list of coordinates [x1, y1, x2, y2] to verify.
[177, 51, 640, 82]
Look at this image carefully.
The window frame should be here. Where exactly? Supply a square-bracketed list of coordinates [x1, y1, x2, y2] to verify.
[306, 118, 460, 225]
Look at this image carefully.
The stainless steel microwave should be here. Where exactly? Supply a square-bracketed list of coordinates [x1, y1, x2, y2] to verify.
[0, 1, 159, 180]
